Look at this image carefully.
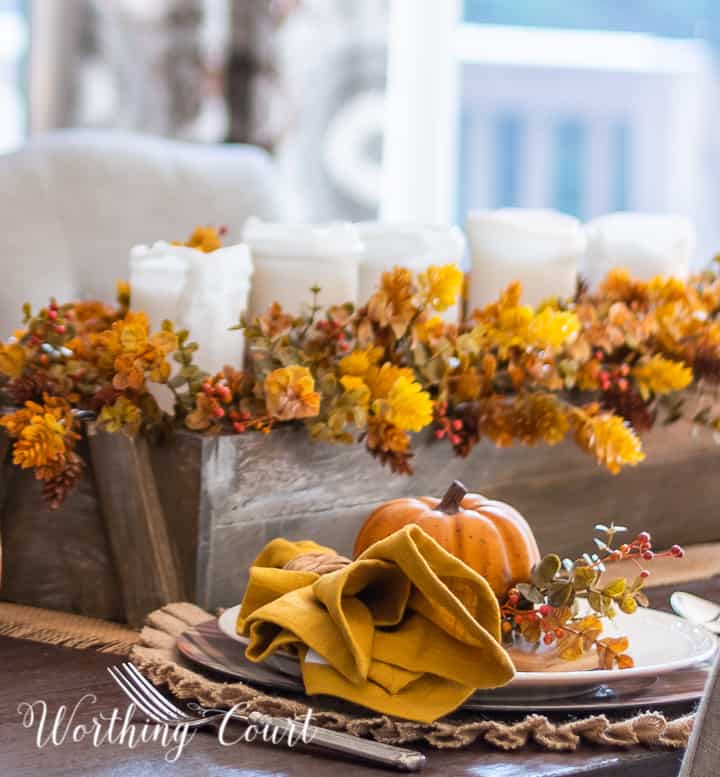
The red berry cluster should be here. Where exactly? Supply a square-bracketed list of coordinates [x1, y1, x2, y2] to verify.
[608, 531, 684, 575]
[229, 409, 253, 433]
[316, 318, 351, 352]
[596, 352, 631, 393]
[200, 380, 234, 419]
[502, 589, 564, 645]
[433, 401, 464, 446]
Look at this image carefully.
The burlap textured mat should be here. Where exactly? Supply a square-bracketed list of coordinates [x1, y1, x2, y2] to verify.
[130, 602, 696, 752]
[0, 601, 138, 654]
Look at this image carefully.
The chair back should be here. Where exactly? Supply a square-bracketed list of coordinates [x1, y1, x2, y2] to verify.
[0, 130, 282, 336]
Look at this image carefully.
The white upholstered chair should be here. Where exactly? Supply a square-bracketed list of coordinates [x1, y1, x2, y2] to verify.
[0, 130, 283, 336]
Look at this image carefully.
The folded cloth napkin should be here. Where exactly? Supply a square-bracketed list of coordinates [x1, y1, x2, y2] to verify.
[236, 524, 515, 722]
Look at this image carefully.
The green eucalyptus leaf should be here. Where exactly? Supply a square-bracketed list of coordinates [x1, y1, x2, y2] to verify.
[531, 554, 562, 585]
[547, 581, 575, 608]
[516, 583, 545, 604]
[602, 578, 627, 599]
[588, 591, 604, 613]
[573, 565, 596, 591]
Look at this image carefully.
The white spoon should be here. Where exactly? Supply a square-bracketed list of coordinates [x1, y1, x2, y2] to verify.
[670, 592, 720, 634]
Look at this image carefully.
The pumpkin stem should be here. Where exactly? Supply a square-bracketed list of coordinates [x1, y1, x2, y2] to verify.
[438, 480, 468, 514]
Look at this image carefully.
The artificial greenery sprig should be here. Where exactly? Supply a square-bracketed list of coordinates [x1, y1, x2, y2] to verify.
[500, 526, 684, 669]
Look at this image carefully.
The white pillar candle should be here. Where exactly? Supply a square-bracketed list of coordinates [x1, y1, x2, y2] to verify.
[243, 218, 362, 319]
[356, 223, 466, 323]
[583, 212, 695, 288]
[129, 240, 253, 375]
[466, 208, 585, 310]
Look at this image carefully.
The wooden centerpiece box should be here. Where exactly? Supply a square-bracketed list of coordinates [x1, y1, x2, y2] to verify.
[1, 419, 719, 627]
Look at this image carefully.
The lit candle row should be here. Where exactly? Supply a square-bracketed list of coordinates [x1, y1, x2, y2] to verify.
[129, 210, 696, 376]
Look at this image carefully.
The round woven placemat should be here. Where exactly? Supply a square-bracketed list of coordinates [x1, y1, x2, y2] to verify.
[129, 602, 695, 752]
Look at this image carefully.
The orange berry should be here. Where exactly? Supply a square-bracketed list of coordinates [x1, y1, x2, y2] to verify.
[543, 633, 554, 645]
[554, 628, 564, 639]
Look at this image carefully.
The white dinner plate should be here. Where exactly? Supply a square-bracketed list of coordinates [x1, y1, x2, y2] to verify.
[218, 604, 717, 689]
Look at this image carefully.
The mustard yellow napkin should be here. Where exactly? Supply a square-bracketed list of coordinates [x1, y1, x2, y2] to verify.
[236, 525, 515, 722]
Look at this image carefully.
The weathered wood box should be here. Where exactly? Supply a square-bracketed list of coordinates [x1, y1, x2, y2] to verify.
[2, 420, 719, 626]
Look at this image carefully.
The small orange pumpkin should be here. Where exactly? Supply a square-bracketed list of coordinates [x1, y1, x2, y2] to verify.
[353, 480, 540, 596]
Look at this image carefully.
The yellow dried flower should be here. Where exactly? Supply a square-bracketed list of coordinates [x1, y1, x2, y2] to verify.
[498, 305, 534, 335]
[96, 312, 176, 390]
[413, 315, 445, 345]
[116, 280, 131, 309]
[176, 226, 223, 253]
[265, 365, 321, 420]
[572, 409, 645, 474]
[12, 411, 67, 475]
[98, 397, 142, 434]
[600, 269, 648, 304]
[577, 359, 602, 391]
[367, 417, 410, 454]
[632, 355, 693, 400]
[0, 402, 41, 438]
[339, 346, 383, 378]
[374, 376, 433, 432]
[455, 368, 483, 402]
[0, 342, 25, 378]
[340, 375, 371, 408]
[513, 393, 570, 445]
[417, 263, 463, 312]
[364, 362, 414, 399]
[527, 309, 580, 349]
[647, 275, 689, 305]
[473, 281, 524, 324]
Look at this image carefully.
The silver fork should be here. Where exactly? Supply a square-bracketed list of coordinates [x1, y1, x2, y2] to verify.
[108, 663, 426, 771]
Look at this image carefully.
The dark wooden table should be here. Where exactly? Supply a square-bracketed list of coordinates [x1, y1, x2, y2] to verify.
[1, 577, 718, 777]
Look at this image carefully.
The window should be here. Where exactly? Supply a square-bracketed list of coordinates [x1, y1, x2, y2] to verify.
[382, 1, 719, 266]
[0, 0, 28, 153]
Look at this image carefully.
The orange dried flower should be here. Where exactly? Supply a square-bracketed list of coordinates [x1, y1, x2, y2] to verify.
[264, 366, 321, 421]
[367, 267, 416, 338]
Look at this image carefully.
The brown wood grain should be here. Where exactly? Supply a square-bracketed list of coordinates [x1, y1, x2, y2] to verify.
[3, 576, 715, 777]
[181, 420, 720, 610]
[86, 422, 186, 627]
[0, 436, 124, 619]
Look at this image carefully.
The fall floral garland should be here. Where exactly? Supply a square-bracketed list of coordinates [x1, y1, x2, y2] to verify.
[1, 228, 719, 508]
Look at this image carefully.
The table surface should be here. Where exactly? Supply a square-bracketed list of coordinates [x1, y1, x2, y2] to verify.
[1, 577, 718, 777]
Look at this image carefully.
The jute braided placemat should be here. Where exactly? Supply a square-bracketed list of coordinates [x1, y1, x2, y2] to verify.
[130, 602, 696, 752]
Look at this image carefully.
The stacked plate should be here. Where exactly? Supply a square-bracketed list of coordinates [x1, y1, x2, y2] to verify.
[176, 605, 717, 712]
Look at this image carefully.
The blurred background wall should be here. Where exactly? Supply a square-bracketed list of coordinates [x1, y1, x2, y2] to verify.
[1, 0, 719, 263]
